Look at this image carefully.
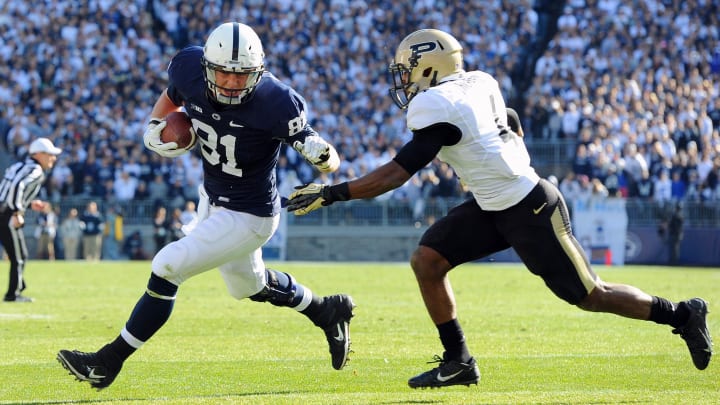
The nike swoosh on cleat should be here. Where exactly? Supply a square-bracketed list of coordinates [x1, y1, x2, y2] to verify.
[229, 121, 244, 128]
[533, 202, 547, 214]
[436, 370, 463, 382]
[333, 324, 345, 342]
[88, 369, 106, 379]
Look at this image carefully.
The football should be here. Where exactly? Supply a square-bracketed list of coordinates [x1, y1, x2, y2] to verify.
[161, 112, 196, 150]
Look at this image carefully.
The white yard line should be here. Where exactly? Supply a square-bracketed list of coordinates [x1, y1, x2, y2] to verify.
[0, 313, 52, 320]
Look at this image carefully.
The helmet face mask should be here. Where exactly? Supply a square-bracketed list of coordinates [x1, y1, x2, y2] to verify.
[388, 29, 464, 109]
[202, 22, 265, 105]
[388, 63, 415, 110]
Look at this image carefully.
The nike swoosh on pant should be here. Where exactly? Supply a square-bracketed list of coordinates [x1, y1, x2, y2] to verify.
[533, 202, 548, 214]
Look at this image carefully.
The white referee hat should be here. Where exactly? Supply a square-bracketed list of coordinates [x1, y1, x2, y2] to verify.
[29, 137, 62, 155]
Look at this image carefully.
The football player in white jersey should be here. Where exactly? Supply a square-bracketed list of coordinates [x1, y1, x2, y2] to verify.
[57, 22, 354, 390]
[287, 29, 712, 388]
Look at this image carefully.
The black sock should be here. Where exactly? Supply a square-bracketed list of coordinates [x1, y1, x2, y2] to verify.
[100, 336, 136, 364]
[649, 296, 690, 328]
[125, 274, 178, 340]
[437, 319, 471, 363]
[302, 295, 328, 327]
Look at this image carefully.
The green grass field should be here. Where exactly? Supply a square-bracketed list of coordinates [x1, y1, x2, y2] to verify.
[0, 261, 718, 404]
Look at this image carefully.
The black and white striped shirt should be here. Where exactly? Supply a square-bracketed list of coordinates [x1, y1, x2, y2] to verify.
[0, 157, 46, 214]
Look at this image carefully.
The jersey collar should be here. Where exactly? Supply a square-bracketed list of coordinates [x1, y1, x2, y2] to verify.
[437, 71, 466, 85]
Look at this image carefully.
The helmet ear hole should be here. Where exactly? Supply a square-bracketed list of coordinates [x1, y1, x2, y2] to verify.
[422, 67, 433, 77]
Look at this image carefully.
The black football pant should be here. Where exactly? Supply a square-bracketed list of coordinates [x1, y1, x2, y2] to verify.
[0, 213, 28, 300]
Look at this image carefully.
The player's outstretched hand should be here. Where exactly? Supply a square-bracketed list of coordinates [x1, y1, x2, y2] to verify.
[287, 183, 333, 215]
[143, 119, 186, 158]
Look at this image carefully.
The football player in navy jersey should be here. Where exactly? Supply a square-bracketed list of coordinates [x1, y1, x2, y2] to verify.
[287, 29, 712, 388]
[57, 22, 354, 389]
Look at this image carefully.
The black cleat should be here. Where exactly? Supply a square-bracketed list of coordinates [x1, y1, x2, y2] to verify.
[57, 349, 121, 390]
[319, 294, 355, 370]
[408, 354, 480, 389]
[673, 298, 713, 370]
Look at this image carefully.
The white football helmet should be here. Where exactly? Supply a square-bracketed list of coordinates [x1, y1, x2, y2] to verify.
[202, 22, 265, 105]
[388, 29, 464, 109]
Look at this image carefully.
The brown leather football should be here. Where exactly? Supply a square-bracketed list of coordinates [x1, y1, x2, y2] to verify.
[161, 112, 196, 149]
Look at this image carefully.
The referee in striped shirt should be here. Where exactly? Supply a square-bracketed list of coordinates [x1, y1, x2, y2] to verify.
[0, 137, 61, 302]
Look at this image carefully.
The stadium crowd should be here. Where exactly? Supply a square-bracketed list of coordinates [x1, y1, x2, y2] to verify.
[1, 0, 719, 227]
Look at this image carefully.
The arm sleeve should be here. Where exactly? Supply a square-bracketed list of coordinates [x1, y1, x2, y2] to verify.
[392, 123, 461, 175]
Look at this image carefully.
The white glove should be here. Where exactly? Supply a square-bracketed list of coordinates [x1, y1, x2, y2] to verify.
[293, 135, 330, 165]
[143, 118, 187, 158]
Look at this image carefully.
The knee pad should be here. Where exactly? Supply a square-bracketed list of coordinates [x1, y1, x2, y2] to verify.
[249, 269, 297, 306]
[151, 241, 190, 285]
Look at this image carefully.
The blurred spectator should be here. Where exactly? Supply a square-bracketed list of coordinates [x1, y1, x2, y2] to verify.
[102, 206, 124, 260]
[574, 174, 594, 202]
[561, 102, 581, 140]
[572, 143, 593, 177]
[658, 202, 685, 266]
[80, 201, 104, 262]
[168, 207, 185, 243]
[653, 170, 673, 206]
[152, 206, 170, 254]
[167, 178, 188, 210]
[35, 202, 57, 260]
[123, 230, 149, 260]
[59, 207, 83, 260]
[559, 171, 581, 202]
[622, 143, 649, 189]
[148, 174, 170, 208]
[179, 200, 197, 227]
[630, 169, 654, 200]
[590, 178, 609, 200]
[670, 171, 687, 202]
[546, 99, 563, 140]
[701, 156, 720, 200]
[114, 170, 138, 202]
[666, 203, 685, 266]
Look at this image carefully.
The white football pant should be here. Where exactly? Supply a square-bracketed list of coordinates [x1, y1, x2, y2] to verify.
[151, 205, 279, 300]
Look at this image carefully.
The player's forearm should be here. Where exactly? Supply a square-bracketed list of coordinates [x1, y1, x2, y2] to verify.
[342, 161, 411, 200]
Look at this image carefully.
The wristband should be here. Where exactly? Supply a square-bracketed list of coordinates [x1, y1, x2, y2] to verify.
[327, 182, 351, 202]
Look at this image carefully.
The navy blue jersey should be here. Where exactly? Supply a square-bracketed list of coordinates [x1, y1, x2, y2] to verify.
[166, 46, 318, 216]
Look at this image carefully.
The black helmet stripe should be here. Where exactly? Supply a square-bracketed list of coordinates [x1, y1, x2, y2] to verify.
[231, 22, 239, 61]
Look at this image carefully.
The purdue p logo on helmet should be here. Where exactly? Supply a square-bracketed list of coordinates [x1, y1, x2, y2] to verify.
[388, 29, 464, 109]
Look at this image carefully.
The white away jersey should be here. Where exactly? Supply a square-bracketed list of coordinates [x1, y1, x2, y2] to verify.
[406, 71, 540, 211]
